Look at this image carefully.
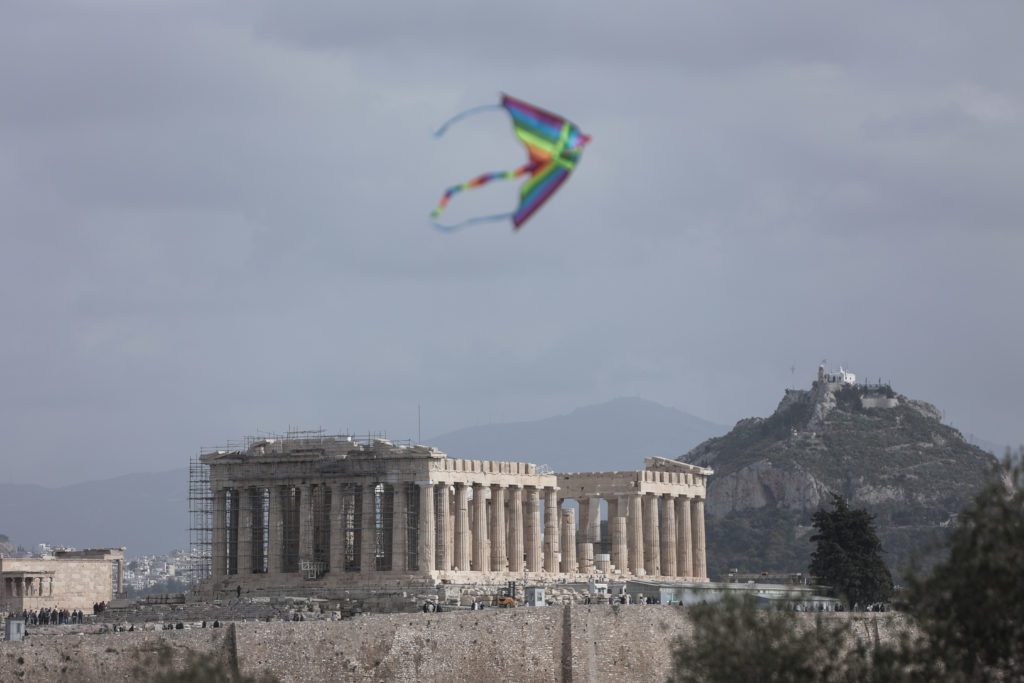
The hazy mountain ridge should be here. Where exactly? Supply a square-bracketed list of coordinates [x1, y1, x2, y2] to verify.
[429, 397, 727, 472]
[0, 469, 188, 556]
[682, 380, 999, 579]
[2, 398, 724, 554]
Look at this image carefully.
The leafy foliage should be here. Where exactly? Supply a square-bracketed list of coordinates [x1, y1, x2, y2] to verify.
[668, 597, 940, 683]
[810, 495, 893, 606]
[671, 459, 1024, 681]
[706, 507, 809, 579]
[902, 457, 1024, 679]
[133, 639, 278, 683]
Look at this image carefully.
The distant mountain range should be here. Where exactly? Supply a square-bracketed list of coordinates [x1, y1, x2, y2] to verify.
[0, 398, 724, 555]
[429, 397, 727, 472]
[0, 469, 187, 556]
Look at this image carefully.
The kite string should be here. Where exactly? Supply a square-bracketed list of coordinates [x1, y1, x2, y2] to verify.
[431, 212, 514, 232]
[432, 103, 504, 138]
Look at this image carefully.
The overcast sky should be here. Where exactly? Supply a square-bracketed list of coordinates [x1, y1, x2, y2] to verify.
[2, 1, 1022, 485]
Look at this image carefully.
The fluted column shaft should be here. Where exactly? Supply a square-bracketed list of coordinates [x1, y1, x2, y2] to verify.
[299, 484, 313, 564]
[508, 486, 525, 573]
[586, 496, 602, 547]
[577, 498, 591, 543]
[392, 484, 408, 572]
[436, 483, 451, 571]
[644, 493, 661, 576]
[490, 485, 507, 571]
[560, 508, 577, 573]
[678, 497, 693, 578]
[212, 486, 227, 578]
[454, 483, 470, 571]
[611, 517, 628, 573]
[418, 483, 435, 572]
[693, 497, 707, 580]
[661, 494, 677, 577]
[330, 483, 345, 573]
[627, 493, 644, 574]
[472, 483, 489, 571]
[268, 486, 284, 574]
[543, 487, 559, 573]
[238, 488, 254, 575]
[360, 482, 378, 573]
[525, 487, 542, 572]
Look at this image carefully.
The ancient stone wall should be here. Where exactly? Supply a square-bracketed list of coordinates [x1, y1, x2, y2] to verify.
[0, 607, 909, 683]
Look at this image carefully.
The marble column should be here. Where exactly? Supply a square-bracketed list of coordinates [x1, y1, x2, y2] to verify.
[560, 508, 577, 573]
[644, 493, 661, 576]
[543, 487, 559, 573]
[678, 496, 693, 578]
[627, 493, 644, 574]
[299, 484, 313, 564]
[611, 517, 628, 573]
[238, 488, 254, 575]
[418, 482, 435, 572]
[692, 497, 707, 580]
[525, 486, 542, 572]
[330, 483, 346, 574]
[361, 482, 378, 573]
[577, 498, 591, 543]
[212, 486, 227, 578]
[268, 485, 284, 574]
[472, 483, 489, 572]
[454, 483, 470, 571]
[392, 483, 408, 572]
[490, 485, 507, 572]
[578, 542, 594, 573]
[436, 483, 451, 571]
[606, 498, 619, 526]
[661, 494, 677, 577]
[586, 496, 602, 548]
[508, 485, 525, 573]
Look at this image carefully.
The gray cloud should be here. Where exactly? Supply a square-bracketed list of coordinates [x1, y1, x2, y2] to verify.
[1, 1, 1022, 484]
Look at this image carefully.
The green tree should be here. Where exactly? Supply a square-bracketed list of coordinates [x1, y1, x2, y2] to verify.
[809, 494, 893, 607]
[667, 596, 849, 683]
[670, 459, 1024, 681]
[902, 457, 1024, 679]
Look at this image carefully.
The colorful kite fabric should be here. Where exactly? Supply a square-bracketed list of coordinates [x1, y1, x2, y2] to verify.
[431, 94, 590, 231]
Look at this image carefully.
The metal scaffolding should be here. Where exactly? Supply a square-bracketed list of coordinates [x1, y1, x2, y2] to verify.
[192, 431, 443, 584]
[187, 456, 212, 586]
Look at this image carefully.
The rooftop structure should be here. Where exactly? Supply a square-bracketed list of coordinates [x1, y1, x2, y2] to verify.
[0, 548, 125, 612]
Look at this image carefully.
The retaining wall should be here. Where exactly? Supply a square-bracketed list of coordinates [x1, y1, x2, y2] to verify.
[0, 606, 906, 682]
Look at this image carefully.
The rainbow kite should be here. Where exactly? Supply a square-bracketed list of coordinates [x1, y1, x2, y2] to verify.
[431, 95, 590, 231]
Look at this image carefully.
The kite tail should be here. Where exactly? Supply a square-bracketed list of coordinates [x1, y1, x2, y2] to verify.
[432, 103, 503, 138]
[430, 162, 537, 228]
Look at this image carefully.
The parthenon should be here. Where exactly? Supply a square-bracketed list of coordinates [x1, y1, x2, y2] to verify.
[196, 434, 710, 590]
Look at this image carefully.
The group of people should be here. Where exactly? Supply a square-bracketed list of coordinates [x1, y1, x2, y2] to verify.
[10, 607, 86, 625]
[582, 593, 660, 605]
[92, 601, 107, 614]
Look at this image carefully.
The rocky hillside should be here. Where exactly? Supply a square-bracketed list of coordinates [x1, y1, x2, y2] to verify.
[681, 377, 998, 580]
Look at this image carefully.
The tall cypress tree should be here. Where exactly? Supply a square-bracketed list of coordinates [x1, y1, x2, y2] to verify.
[809, 494, 893, 607]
